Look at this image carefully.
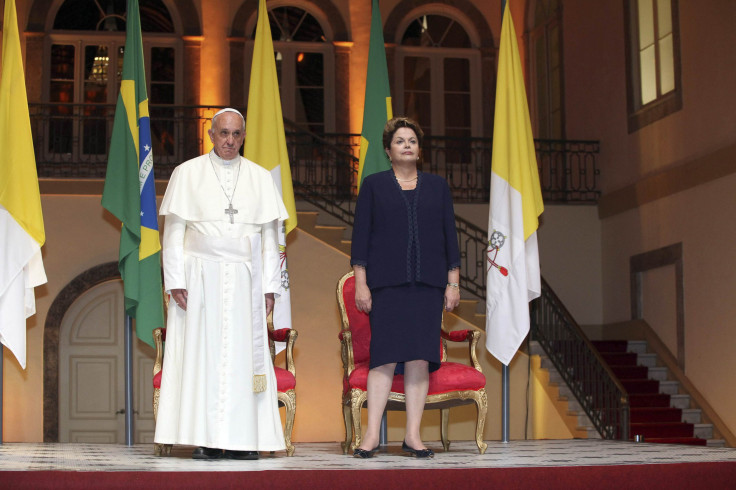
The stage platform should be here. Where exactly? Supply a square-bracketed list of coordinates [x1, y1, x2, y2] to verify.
[2, 440, 735, 489]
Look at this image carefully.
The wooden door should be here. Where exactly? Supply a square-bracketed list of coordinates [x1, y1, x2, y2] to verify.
[59, 280, 156, 443]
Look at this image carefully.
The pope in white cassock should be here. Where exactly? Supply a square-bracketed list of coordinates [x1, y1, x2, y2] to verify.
[154, 108, 289, 460]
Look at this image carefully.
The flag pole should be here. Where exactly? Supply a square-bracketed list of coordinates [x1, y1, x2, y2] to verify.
[502, 364, 510, 442]
[124, 315, 134, 445]
[1, 347, 4, 444]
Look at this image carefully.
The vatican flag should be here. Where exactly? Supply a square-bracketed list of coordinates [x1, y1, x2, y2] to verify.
[0, 0, 48, 369]
[245, 0, 298, 348]
[485, 1, 544, 366]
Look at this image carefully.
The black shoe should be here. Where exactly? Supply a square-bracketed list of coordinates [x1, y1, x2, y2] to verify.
[402, 441, 434, 459]
[192, 447, 225, 460]
[223, 450, 259, 460]
[353, 445, 380, 459]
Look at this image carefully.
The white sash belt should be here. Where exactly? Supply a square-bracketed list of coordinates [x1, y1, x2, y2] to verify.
[183, 229, 268, 393]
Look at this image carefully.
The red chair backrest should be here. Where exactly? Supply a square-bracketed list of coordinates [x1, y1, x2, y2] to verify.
[340, 274, 372, 365]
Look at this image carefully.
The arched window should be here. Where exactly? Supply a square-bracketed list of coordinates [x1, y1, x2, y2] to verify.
[245, 5, 334, 134]
[528, 0, 565, 139]
[394, 12, 482, 139]
[46, 0, 179, 163]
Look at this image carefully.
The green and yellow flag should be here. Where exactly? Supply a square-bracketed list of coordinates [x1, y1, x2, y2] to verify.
[0, 0, 47, 369]
[245, 0, 297, 333]
[357, 0, 393, 189]
[101, 0, 163, 348]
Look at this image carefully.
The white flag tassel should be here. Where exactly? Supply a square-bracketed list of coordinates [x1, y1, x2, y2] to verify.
[485, 1, 544, 366]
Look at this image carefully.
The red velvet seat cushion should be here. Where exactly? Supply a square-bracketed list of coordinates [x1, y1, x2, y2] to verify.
[153, 370, 162, 390]
[269, 328, 291, 342]
[274, 366, 296, 391]
[346, 361, 485, 396]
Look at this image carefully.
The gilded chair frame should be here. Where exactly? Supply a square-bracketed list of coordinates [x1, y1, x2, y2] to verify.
[268, 321, 298, 456]
[152, 321, 298, 456]
[337, 271, 488, 455]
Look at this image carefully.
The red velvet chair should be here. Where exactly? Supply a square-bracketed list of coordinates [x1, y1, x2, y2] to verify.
[152, 320, 298, 456]
[336, 271, 488, 454]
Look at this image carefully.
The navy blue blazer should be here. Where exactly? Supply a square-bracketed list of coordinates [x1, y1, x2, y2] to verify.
[350, 170, 461, 289]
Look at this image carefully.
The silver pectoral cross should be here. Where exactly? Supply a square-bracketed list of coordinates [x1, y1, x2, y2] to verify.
[224, 202, 239, 224]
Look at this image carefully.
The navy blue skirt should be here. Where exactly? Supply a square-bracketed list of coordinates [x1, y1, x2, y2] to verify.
[368, 283, 444, 374]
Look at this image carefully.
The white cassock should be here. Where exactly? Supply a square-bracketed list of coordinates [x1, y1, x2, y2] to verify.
[154, 151, 289, 451]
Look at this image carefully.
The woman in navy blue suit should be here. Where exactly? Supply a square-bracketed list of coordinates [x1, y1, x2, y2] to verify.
[351, 117, 461, 459]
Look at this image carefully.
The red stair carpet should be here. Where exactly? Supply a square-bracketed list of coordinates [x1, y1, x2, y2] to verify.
[592, 340, 707, 446]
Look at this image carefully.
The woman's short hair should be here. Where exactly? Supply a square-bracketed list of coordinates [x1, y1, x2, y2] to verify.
[382, 116, 424, 149]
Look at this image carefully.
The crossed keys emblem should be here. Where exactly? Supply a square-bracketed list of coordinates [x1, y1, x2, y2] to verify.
[279, 244, 290, 290]
[487, 230, 509, 277]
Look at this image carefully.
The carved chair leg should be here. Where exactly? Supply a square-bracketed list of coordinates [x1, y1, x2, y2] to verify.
[280, 390, 296, 456]
[341, 399, 353, 454]
[162, 444, 172, 456]
[350, 390, 367, 451]
[474, 388, 488, 455]
[153, 388, 161, 456]
[440, 408, 450, 452]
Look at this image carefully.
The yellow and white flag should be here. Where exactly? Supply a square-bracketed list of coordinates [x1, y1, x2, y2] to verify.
[245, 0, 297, 343]
[0, 0, 48, 369]
[485, 1, 544, 366]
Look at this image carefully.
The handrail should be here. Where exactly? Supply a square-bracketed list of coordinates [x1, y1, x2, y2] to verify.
[531, 277, 630, 440]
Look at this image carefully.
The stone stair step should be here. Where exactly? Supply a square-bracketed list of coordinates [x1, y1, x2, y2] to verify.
[681, 408, 702, 424]
[636, 353, 658, 368]
[658, 380, 679, 395]
[707, 439, 727, 448]
[647, 366, 668, 381]
[694, 423, 714, 440]
[626, 340, 648, 354]
[670, 394, 690, 409]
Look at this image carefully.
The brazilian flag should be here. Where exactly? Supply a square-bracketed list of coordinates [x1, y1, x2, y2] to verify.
[101, 0, 163, 348]
[357, 0, 393, 190]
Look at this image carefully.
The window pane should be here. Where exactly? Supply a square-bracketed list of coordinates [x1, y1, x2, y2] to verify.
[404, 56, 431, 133]
[151, 47, 174, 82]
[274, 51, 283, 87]
[444, 58, 469, 92]
[401, 15, 470, 48]
[658, 34, 675, 94]
[657, 0, 672, 36]
[295, 88, 324, 133]
[53, 0, 173, 32]
[116, 46, 125, 83]
[295, 52, 324, 133]
[150, 84, 174, 104]
[640, 45, 657, 105]
[404, 56, 431, 91]
[267, 7, 325, 42]
[444, 93, 470, 128]
[638, 0, 655, 49]
[51, 44, 75, 80]
[296, 52, 323, 87]
[403, 93, 431, 135]
[84, 45, 109, 85]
